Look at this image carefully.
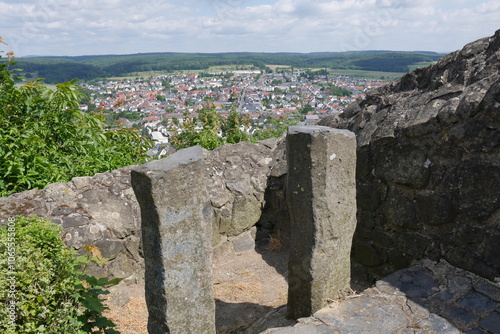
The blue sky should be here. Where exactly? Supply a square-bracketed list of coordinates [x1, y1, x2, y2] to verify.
[1, 0, 498, 57]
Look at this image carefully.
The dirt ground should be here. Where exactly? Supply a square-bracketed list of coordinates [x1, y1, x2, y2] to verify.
[104, 241, 290, 333]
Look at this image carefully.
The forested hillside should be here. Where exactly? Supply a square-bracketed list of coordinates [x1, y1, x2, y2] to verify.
[12, 51, 444, 83]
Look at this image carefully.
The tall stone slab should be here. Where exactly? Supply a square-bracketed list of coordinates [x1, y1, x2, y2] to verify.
[286, 126, 357, 319]
[131, 146, 215, 334]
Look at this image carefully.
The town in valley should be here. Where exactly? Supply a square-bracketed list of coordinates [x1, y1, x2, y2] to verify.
[79, 67, 390, 152]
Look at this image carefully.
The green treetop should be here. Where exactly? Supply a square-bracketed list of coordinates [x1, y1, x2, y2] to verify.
[0, 39, 153, 197]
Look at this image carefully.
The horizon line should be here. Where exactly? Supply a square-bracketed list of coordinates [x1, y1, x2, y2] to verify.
[18, 49, 448, 59]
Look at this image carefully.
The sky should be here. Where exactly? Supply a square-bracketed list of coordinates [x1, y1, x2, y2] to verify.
[0, 0, 499, 57]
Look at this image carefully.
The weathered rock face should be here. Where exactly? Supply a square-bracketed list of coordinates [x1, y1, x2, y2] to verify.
[319, 29, 500, 281]
[206, 137, 287, 252]
[0, 167, 143, 281]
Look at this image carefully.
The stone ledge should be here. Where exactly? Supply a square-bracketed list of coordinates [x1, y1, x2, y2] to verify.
[263, 259, 500, 333]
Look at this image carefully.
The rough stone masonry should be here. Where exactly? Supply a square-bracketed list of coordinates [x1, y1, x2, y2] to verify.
[318, 29, 500, 282]
[131, 146, 215, 334]
[286, 126, 357, 319]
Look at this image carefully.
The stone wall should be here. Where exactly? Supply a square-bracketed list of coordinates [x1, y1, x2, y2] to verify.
[132, 127, 358, 329]
[0, 137, 287, 281]
[205, 137, 287, 256]
[319, 30, 500, 281]
[0, 166, 144, 281]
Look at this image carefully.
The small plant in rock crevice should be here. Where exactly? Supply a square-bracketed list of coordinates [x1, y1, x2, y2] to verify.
[269, 231, 284, 251]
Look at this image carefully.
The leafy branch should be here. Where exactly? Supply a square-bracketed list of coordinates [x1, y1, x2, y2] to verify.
[0, 37, 153, 197]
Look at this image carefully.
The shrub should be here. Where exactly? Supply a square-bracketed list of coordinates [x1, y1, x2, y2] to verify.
[251, 117, 299, 141]
[170, 103, 225, 150]
[222, 109, 249, 144]
[170, 103, 295, 150]
[0, 41, 153, 197]
[0, 216, 121, 333]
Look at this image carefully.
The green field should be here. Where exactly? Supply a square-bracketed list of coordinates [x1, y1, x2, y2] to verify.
[407, 61, 438, 71]
[329, 69, 406, 80]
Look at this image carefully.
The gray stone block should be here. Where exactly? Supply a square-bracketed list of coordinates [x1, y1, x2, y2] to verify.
[270, 324, 336, 334]
[314, 294, 408, 333]
[62, 215, 89, 228]
[381, 266, 437, 299]
[317, 30, 500, 281]
[131, 146, 215, 334]
[415, 314, 462, 334]
[286, 126, 357, 319]
[474, 281, 500, 303]
[231, 228, 256, 253]
[479, 312, 500, 334]
[457, 291, 498, 316]
[465, 329, 489, 334]
[442, 306, 478, 331]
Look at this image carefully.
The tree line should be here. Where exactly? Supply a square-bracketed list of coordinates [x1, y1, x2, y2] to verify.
[12, 51, 444, 83]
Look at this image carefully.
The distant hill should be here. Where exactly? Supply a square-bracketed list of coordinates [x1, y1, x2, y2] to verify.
[12, 51, 445, 84]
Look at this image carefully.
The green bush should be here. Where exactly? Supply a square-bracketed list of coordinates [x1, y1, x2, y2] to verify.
[251, 117, 299, 141]
[222, 109, 249, 144]
[171, 104, 292, 150]
[170, 103, 227, 150]
[0, 44, 153, 197]
[0, 216, 121, 333]
[170, 103, 299, 150]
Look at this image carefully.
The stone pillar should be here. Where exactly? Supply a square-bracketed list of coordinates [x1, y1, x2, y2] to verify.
[131, 146, 215, 334]
[286, 126, 357, 319]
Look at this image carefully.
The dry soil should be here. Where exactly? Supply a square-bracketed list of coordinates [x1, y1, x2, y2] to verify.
[104, 241, 290, 333]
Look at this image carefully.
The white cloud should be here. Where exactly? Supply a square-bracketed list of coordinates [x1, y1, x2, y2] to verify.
[0, 0, 498, 56]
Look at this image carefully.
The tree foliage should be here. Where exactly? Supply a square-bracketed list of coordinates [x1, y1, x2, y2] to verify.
[299, 104, 315, 115]
[12, 61, 105, 84]
[0, 43, 153, 197]
[324, 84, 352, 97]
[170, 104, 223, 150]
[170, 102, 298, 150]
[251, 117, 299, 141]
[0, 216, 121, 333]
[222, 109, 249, 144]
[170, 104, 249, 150]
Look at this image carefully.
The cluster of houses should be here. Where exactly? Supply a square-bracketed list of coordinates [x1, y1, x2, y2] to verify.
[79, 69, 388, 155]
